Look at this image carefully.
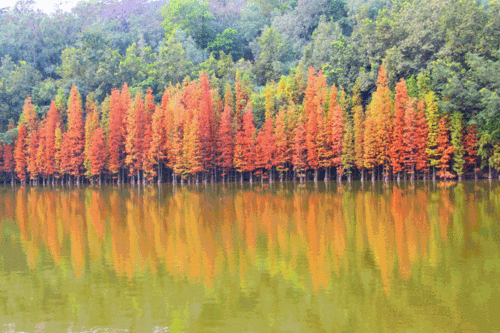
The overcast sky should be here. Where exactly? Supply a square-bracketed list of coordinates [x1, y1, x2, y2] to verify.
[1, 0, 88, 13]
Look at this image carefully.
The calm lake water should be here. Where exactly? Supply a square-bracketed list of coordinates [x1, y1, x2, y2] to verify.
[0, 181, 499, 332]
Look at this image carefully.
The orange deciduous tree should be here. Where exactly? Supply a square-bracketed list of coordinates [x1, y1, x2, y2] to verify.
[84, 96, 99, 180]
[306, 95, 319, 181]
[15, 123, 28, 184]
[436, 117, 455, 179]
[217, 105, 234, 182]
[45, 101, 58, 182]
[241, 107, 256, 183]
[125, 93, 146, 183]
[89, 127, 108, 184]
[464, 124, 479, 179]
[108, 88, 126, 183]
[403, 99, 418, 180]
[198, 72, 216, 182]
[415, 100, 429, 178]
[183, 105, 202, 181]
[330, 95, 344, 182]
[390, 79, 408, 181]
[293, 113, 307, 182]
[36, 121, 47, 184]
[363, 105, 377, 181]
[66, 85, 85, 183]
[352, 84, 365, 181]
[170, 92, 186, 183]
[274, 107, 289, 182]
[367, 65, 392, 181]
[27, 127, 39, 183]
[148, 105, 166, 182]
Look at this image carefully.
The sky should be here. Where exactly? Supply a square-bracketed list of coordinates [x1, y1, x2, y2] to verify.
[1, 0, 90, 13]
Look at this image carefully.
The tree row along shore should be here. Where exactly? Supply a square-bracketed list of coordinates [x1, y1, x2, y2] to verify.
[0, 65, 495, 186]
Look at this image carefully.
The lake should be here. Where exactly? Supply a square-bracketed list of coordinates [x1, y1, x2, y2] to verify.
[0, 181, 499, 332]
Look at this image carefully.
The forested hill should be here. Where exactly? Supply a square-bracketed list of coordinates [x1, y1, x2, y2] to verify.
[0, 0, 497, 128]
[0, 0, 499, 154]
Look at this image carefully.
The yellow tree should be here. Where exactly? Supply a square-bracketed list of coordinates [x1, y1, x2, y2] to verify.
[367, 65, 392, 181]
[352, 83, 365, 181]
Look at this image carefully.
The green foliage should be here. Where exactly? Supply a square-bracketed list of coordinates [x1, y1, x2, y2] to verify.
[0, 126, 17, 145]
[425, 91, 440, 168]
[207, 29, 244, 60]
[407, 75, 418, 98]
[156, 36, 196, 89]
[253, 26, 291, 85]
[478, 132, 494, 169]
[161, 0, 214, 49]
[0, 56, 42, 131]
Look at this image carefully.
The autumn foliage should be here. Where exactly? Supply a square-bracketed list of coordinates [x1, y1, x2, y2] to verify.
[0, 70, 493, 184]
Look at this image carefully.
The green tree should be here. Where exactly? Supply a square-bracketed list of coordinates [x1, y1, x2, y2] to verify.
[253, 26, 291, 85]
[161, 0, 214, 49]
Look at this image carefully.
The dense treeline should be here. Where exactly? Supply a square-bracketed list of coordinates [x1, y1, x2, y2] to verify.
[0, 0, 499, 184]
[0, 0, 499, 130]
[0, 66, 494, 185]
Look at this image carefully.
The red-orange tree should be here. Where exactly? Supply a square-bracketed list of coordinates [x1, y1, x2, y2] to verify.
[464, 124, 479, 179]
[241, 107, 256, 183]
[352, 83, 365, 181]
[217, 105, 234, 182]
[66, 85, 85, 183]
[89, 127, 108, 184]
[15, 123, 28, 184]
[403, 99, 418, 180]
[390, 79, 408, 181]
[274, 107, 289, 182]
[36, 121, 47, 183]
[198, 73, 216, 181]
[22, 96, 39, 183]
[108, 85, 128, 183]
[147, 105, 165, 182]
[436, 117, 455, 179]
[84, 97, 99, 180]
[415, 100, 429, 177]
[293, 113, 307, 182]
[44, 101, 58, 180]
[330, 93, 344, 182]
[125, 93, 146, 183]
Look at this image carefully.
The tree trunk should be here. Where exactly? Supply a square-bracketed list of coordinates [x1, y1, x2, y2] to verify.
[314, 168, 318, 183]
[372, 166, 375, 182]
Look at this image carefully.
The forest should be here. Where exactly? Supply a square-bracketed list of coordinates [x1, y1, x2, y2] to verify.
[0, 0, 499, 184]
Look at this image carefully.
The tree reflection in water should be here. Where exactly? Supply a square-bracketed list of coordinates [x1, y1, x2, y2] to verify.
[0, 182, 499, 332]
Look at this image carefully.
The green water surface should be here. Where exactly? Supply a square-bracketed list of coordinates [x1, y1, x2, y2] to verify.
[0, 181, 499, 332]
